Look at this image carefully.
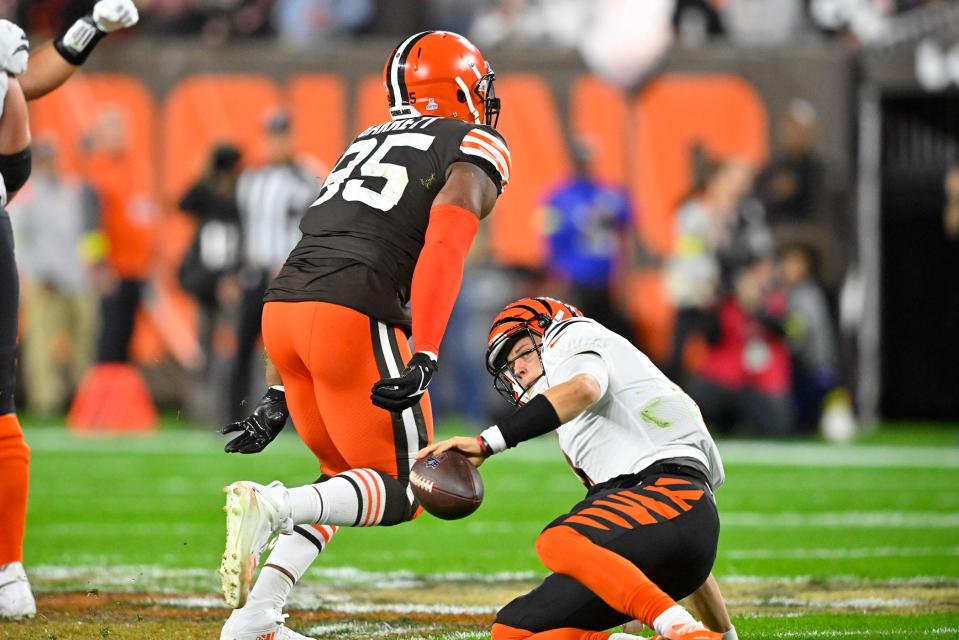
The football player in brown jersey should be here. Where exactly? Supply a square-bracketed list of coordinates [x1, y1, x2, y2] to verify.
[0, 2, 140, 620]
[218, 31, 511, 640]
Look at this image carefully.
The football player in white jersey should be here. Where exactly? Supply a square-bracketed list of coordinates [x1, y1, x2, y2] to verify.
[419, 297, 738, 640]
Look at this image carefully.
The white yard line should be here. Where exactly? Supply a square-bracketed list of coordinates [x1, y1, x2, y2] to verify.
[736, 596, 921, 609]
[715, 442, 959, 469]
[722, 511, 959, 528]
[727, 546, 959, 559]
[770, 630, 959, 638]
[22, 428, 959, 469]
[29, 565, 959, 593]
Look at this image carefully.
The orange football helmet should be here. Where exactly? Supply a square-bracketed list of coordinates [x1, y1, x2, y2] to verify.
[384, 31, 501, 127]
[486, 297, 583, 406]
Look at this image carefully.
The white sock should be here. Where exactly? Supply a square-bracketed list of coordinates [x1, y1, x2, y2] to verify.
[288, 470, 389, 526]
[246, 525, 336, 610]
[722, 626, 739, 640]
[246, 565, 294, 612]
[0, 562, 26, 578]
[287, 484, 326, 524]
[653, 605, 696, 637]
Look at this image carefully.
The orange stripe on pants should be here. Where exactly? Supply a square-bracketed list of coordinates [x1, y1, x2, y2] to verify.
[0, 413, 29, 564]
[262, 301, 433, 478]
[535, 525, 676, 629]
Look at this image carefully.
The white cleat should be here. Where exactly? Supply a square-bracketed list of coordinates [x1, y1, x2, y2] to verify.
[219, 481, 293, 608]
[0, 562, 36, 620]
[220, 605, 316, 640]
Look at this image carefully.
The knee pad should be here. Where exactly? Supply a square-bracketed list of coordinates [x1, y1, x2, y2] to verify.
[372, 470, 417, 526]
[534, 526, 567, 571]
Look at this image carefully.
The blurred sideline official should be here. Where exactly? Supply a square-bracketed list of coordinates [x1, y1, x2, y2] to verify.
[228, 111, 319, 421]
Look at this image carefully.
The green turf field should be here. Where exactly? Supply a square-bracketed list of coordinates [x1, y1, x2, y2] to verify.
[14, 423, 959, 639]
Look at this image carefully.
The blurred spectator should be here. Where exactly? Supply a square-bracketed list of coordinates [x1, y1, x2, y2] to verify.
[673, 0, 725, 48]
[542, 139, 634, 340]
[140, 0, 275, 43]
[757, 99, 826, 229]
[178, 143, 243, 378]
[778, 241, 839, 432]
[469, 0, 584, 49]
[272, 0, 373, 44]
[138, 0, 208, 37]
[9, 139, 99, 417]
[13, 0, 87, 37]
[665, 156, 772, 381]
[229, 109, 319, 420]
[83, 109, 157, 366]
[944, 164, 959, 240]
[428, 0, 480, 34]
[722, 0, 807, 46]
[578, 0, 674, 89]
[806, 0, 899, 46]
[685, 254, 795, 437]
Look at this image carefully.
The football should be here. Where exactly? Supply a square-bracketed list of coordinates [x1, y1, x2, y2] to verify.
[409, 451, 484, 520]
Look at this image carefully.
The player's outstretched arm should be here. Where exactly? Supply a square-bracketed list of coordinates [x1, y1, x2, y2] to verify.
[370, 163, 497, 413]
[418, 372, 603, 466]
[20, 0, 139, 102]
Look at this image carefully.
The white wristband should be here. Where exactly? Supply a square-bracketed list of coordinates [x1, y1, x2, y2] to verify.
[479, 425, 507, 453]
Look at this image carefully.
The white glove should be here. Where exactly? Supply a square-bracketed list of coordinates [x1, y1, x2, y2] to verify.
[92, 0, 140, 33]
[0, 20, 28, 76]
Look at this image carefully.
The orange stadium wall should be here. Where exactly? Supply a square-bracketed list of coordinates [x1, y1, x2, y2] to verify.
[29, 41, 853, 372]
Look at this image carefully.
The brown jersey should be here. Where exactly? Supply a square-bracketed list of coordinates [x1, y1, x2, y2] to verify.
[266, 116, 510, 330]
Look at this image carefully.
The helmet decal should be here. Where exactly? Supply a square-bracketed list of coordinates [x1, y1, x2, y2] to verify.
[387, 31, 434, 111]
[384, 31, 501, 127]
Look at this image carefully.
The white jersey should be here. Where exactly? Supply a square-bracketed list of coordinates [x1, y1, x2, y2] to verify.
[540, 317, 725, 489]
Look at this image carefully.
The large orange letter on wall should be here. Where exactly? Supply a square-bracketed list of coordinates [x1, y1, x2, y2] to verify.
[627, 75, 767, 360]
[631, 75, 768, 255]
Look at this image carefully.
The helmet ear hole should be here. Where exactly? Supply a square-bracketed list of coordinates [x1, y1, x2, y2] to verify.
[456, 88, 467, 103]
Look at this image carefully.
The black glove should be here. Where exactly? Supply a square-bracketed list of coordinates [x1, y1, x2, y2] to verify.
[219, 387, 289, 453]
[370, 352, 438, 412]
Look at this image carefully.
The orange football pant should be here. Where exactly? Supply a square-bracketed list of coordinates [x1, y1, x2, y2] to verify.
[535, 525, 676, 628]
[0, 413, 29, 564]
[262, 301, 432, 479]
[491, 625, 612, 640]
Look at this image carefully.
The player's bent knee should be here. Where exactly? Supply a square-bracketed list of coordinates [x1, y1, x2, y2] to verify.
[491, 622, 533, 640]
[534, 525, 575, 572]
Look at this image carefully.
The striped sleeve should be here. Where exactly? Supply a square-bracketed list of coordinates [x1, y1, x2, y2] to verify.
[459, 127, 511, 191]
